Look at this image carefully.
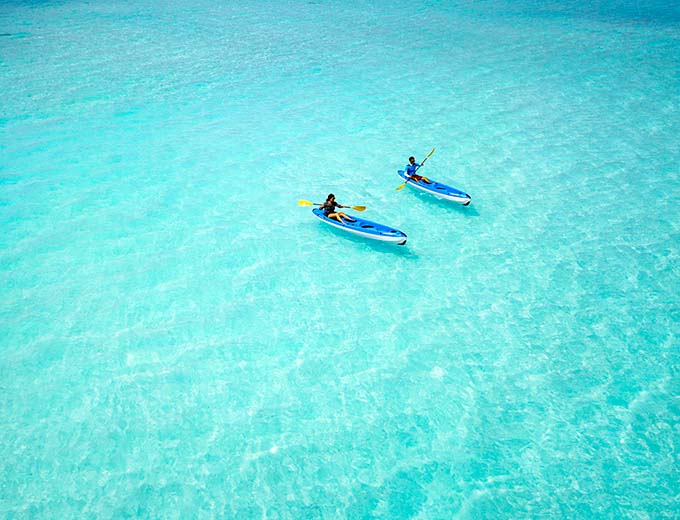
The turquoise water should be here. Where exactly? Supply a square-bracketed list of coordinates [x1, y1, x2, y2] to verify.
[1, 0, 679, 517]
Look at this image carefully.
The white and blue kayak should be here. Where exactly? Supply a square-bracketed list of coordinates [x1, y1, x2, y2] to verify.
[312, 208, 407, 245]
[397, 170, 471, 205]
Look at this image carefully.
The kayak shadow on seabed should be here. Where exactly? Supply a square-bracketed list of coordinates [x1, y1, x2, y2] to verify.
[404, 189, 480, 216]
[316, 222, 419, 258]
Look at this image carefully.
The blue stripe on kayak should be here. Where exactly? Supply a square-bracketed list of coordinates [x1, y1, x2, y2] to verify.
[397, 170, 471, 200]
[312, 208, 407, 239]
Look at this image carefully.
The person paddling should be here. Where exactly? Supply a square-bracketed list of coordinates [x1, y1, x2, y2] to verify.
[405, 155, 432, 184]
[319, 194, 356, 224]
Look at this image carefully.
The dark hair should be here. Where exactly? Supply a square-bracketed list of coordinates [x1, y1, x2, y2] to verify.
[408, 156, 415, 162]
[326, 193, 335, 200]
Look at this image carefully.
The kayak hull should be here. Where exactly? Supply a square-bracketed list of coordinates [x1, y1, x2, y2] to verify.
[312, 208, 407, 245]
[397, 170, 471, 205]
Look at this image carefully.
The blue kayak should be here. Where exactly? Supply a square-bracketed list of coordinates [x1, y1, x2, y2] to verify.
[397, 170, 471, 205]
[312, 208, 407, 245]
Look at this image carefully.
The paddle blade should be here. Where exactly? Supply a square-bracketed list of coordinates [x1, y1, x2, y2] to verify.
[395, 183, 407, 191]
[351, 205, 366, 212]
[424, 147, 435, 160]
[298, 199, 314, 206]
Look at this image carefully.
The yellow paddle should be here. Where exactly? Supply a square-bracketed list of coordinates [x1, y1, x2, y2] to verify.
[396, 147, 435, 190]
[298, 199, 366, 211]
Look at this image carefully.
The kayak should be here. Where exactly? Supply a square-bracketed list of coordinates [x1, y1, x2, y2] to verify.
[312, 208, 407, 245]
[397, 170, 471, 205]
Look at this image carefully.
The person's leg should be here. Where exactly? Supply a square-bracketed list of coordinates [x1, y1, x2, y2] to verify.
[330, 212, 355, 223]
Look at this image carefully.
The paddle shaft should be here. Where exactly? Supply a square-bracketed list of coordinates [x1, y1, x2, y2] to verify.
[298, 199, 365, 211]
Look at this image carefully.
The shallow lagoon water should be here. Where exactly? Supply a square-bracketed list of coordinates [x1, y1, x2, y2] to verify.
[1, 0, 679, 517]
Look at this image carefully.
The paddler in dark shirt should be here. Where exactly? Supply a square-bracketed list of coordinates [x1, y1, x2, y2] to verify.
[319, 194, 356, 224]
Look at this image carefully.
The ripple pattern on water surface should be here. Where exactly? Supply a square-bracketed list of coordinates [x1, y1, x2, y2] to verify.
[1, 0, 679, 517]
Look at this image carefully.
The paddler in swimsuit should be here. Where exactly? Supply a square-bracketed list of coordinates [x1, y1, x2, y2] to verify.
[319, 194, 356, 224]
[405, 156, 432, 184]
